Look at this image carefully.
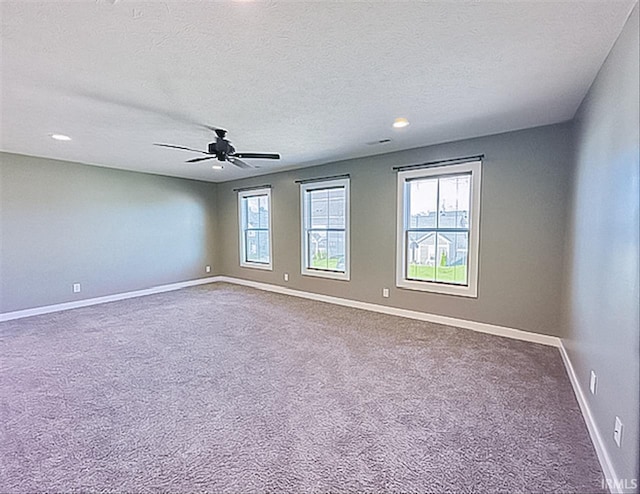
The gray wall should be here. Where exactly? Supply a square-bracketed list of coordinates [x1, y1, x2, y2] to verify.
[563, 4, 639, 486]
[0, 153, 218, 313]
[217, 122, 573, 337]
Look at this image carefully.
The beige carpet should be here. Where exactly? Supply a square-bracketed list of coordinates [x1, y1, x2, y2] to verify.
[0, 283, 604, 492]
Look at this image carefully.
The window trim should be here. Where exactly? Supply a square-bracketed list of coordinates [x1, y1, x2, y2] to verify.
[396, 161, 481, 297]
[300, 177, 350, 281]
[238, 188, 273, 271]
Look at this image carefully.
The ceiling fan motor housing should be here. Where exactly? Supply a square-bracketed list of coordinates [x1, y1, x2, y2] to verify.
[208, 139, 235, 160]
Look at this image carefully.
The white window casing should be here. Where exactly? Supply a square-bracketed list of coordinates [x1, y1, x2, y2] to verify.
[238, 188, 273, 270]
[396, 161, 481, 297]
[300, 178, 350, 281]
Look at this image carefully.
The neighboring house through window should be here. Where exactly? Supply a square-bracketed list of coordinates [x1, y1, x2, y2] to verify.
[300, 177, 350, 280]
[238, 187, 272, 270]
[396, 160, 481, 297]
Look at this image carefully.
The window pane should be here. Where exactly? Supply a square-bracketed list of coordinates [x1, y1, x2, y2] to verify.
[308, 230, 328, 270]
[309, 190, 329, 228]
[434, 232, 468, 285]
[327, 230, 346, 272]
[438, 174, 471, 229]
[246, 196, 260, 227]
[406, 231, 436, 281]
[258, 195, 269, 229]
[328, 188, 345, 229]
[245, 230, 257, 262]
[258, 230, 270, 263]
[246, 230, 270, 263]
[308, 229, 346, 272]
[408, 178, 438, 229]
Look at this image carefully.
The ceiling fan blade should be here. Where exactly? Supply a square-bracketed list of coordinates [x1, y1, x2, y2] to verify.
[186, 156, 216, 163]
[228, 156, 252, 169]
[154, 143, 210, 155]
[67, 88, 224, 131]
[234, 152, 280, 160]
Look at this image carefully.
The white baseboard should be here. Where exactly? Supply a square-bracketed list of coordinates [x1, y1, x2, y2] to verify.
[559, 341, 624, 494]
[216, 276, 560, 347]
[1, 274, 561, 347]
[0, 277, 218, 322]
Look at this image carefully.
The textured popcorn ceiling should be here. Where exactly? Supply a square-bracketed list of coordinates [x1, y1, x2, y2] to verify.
[0, 1, 635, 182]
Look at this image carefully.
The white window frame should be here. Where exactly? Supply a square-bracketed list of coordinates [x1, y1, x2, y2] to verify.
[238, 188, 273, 271]
[300, 178, 350, 281]
[396, 161, 481, 297]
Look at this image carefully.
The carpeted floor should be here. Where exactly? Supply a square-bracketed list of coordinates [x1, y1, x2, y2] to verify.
[0, 283, 604, 492]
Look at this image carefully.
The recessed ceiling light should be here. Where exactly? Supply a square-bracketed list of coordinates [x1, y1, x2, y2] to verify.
[392, 118, 410, 129]
[50, 134, 71, 141]
[212, 165, 224, 170]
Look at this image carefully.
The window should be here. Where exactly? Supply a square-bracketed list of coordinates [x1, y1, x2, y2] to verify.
[396, 161, 481, 297]
[300, 178, 350, 280]
[238, 188, 272, 270]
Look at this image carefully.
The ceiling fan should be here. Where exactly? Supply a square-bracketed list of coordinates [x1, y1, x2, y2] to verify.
[154, 127, 280, 169]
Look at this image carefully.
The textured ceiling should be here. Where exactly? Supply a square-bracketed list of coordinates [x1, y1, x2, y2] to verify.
[0, 1, 636, 183]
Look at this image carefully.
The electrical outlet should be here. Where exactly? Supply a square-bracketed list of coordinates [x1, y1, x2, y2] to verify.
[284, 273, 289, 282]
[589, 370, 597, 395]
[382, 288, 390, 298]
[205, 265, 211, 273]
[614, 416, 623, 447]
[72, 283, 81, 293]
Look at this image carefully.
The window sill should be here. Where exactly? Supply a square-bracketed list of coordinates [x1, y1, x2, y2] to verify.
[240, 262, 273, 271]
[302, 268, 350, 281]
[396, 278, 477, 298]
